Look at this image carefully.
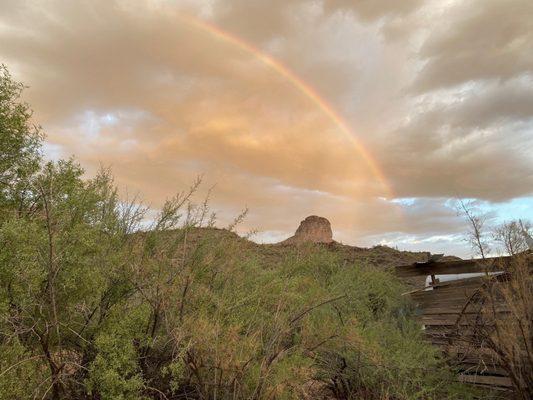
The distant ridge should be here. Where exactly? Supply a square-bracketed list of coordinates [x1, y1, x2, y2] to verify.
[159, 222, 458, 274]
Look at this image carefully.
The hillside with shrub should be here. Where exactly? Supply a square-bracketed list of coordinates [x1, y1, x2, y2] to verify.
[0, 66, 492, 399]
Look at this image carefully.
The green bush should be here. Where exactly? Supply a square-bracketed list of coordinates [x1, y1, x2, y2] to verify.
[0, 64, 484, 400]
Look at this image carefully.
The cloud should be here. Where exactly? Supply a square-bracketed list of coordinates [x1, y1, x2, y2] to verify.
[1, 0, 532, 255]
[322, 0, 423, 22]
[413, 0, 533, 92]
[211, 0, 424, 44]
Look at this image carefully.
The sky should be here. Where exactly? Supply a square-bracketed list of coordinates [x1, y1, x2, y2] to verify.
[1, 0, 532, 257]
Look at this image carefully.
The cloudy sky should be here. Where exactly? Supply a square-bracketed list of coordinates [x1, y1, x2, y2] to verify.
[1, 0, 532, 256]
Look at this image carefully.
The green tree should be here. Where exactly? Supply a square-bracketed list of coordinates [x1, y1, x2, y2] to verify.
[0, 160, 139, 398]
[0, 65, 43, 216]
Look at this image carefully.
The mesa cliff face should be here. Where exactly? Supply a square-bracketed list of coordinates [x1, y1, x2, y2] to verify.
[281, 215, 334, 244]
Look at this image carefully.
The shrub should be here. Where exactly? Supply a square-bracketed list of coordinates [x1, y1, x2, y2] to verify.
[0, 65, 480, 399]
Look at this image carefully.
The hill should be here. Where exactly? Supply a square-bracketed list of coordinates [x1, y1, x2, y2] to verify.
[183, 225, 432, 268]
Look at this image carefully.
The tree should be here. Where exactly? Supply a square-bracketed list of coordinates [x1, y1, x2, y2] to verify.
[0, 160, 136, 398]
[0, 65, 43, 215]
[493, 219, 532, 256]
[457, 200, 491, 258]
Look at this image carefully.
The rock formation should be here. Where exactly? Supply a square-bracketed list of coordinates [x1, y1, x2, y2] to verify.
[282, 215, 333, 244]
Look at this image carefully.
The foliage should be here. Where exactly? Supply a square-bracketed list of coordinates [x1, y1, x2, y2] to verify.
[0, 65, 482, 400]
[0, 64, 43, 216]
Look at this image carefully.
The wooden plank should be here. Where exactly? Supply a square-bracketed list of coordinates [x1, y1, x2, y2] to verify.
[394, 256, 514, 278]
[421, 306, 477, 316]
[416, 293, 492, 308]
[424, 330, 465, 339]
[447, 345, 529, 362]
[418, 277, 485, 291]
[458, 374, 513, 387]
[425, 324, 463, 332]
[421, 305, 510, 315]
[419, 314, 482, 326]
[426, 335, 490, 347]
[419, 315, 504, 327]
[424, 326, 464, 334]
[454, 355, 505, 366]
[445, 346, 502, 361]
[425, 333, 482, 346]
[428, 275, 491, 289]
[411, 279, 483, 297]
[412, 291, 478, 305]
[402, 275, 491, 295]
[457, 358, 505, 368]
[427, 337, 458, 346]
[414, 291, 478, 302]
[414, 292, 480, 302]
[456, 363, 509, 376]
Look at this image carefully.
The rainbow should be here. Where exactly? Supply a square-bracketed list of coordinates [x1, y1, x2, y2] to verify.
[179, 14, 393, 198]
